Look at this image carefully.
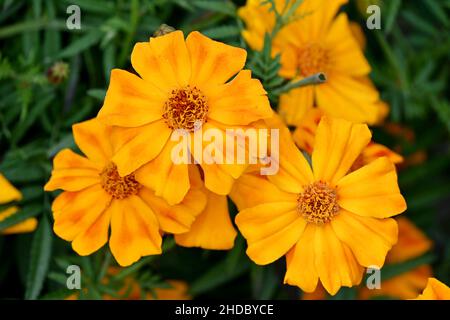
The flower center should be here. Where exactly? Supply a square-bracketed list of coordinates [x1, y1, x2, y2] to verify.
[162, 85, 208, 131]
[100, 163, 141, 200]
[297, 181, 339, 224]
[297, 43, 330, 77]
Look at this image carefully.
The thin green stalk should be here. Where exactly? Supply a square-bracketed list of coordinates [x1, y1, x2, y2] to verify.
[118, 0, 140, 67]
[272, 72, 326, 95]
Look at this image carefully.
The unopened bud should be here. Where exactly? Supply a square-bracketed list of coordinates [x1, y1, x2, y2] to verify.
[153, 24, 176, 37]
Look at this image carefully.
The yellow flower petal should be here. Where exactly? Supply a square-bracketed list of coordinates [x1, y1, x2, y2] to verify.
[175, 191, 236, 250]
[139, 185, 207, 235]
[284, 224, 319, 292]
[131, 30, 191, 91]
[186, 31, 246, 90]
[278, 86, 314, 126]
[230, 173, 298, 210]
[0, 207, 38, 235]
[304, 0, 348, 40]
[312, 116, 371, 184]
[362, 142, 403, 166]
[314, 224, 363, 295]
[207, 70, 272, 125]
[136, 139, 190, 205]
[292, 108, 323, 154]
[0, 173, 22, 204]
[331, 210, 398, 268]
[325, 14, 371, 76]
[53, 184, 111, 241]
[44, 149, 100, 192]
[111, 119, 172, 176]
[414, 278, 450, 300]
[72, 205, 112, 256]
[315, 76, 380, 125]
[337, 157, 407, 218]
[72, 118, 114, 166]
[235, 202, 306, 265]
[266, 117, 314, 193]
[98, 69, 165, 127]
[387, 217, 432, 264]
[109, 196, 162, 267]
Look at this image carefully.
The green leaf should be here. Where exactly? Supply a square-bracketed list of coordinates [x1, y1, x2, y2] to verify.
[25, 215, 53, 300]
[61, 0, 115, 14]
[191, 0, 236, 16]
[0, 204, 41, 232]
[56, 29, 103, 59]
[190, 245, 250, 295]
[423, 0, 448, 27]
[329, 287, 357, 300]
[11, 92, 54, 145]
[250, 264, 279, 299]
[87, 88, 106, 101]
[202, 25, 240, 40]
[380, 254, 435, 281]
[384, 0, 402, 34]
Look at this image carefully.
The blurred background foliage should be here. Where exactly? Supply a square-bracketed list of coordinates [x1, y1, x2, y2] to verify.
[0, 0, 449, 299]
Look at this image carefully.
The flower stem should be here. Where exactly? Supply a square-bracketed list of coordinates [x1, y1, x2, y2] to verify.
[272, 72, 326, 95]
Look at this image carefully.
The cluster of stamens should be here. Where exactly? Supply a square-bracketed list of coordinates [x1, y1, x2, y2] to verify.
[162, 85, 209, 131]
[297, 181, 339, 224]
[100, 163, 141, 199]
[298, 43, 330, 76]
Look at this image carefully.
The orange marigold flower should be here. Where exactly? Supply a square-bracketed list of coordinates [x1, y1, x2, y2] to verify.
[234, 116, 407, 295]
[44, 118, 207, 266]
[413, 278, 450, 300]
[0, 173, 38, 235]
[240, 0, 383, 125]
[97, 30, 273, 205]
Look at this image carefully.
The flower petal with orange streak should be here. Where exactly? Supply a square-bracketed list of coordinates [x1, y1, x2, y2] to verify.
[235, 202, 306, 265]
[109, 196, 162, 267]
[331, 210, 398, 268]
[136, 139, 190, 205]
[284, 224, 319, 292]
[98, 69, 165, 127]
[112, 119, 172, 176]
[186, 31, 246, 90]
[176, 191, 236, 250]
[72, 119, 114, 166]
[314, 223, 363, 295]
[53, 184, 112, 242]
[207, 70, 272, 125]
[312, 116, 371, 184]
[230, 173, 297, 210]
[139, 186, 207, 235]
[131, 30, 191, 91]
[44, 149, 100, 192]
[337, 157, 407, 219]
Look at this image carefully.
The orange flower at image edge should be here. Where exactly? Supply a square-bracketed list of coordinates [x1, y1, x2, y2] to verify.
[0, 173, 37, 235]
[413, 278, 450, 300]
[44, 118, 207, 266]
[302, 217, 433, 300]
[233, 116, 407, 295]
